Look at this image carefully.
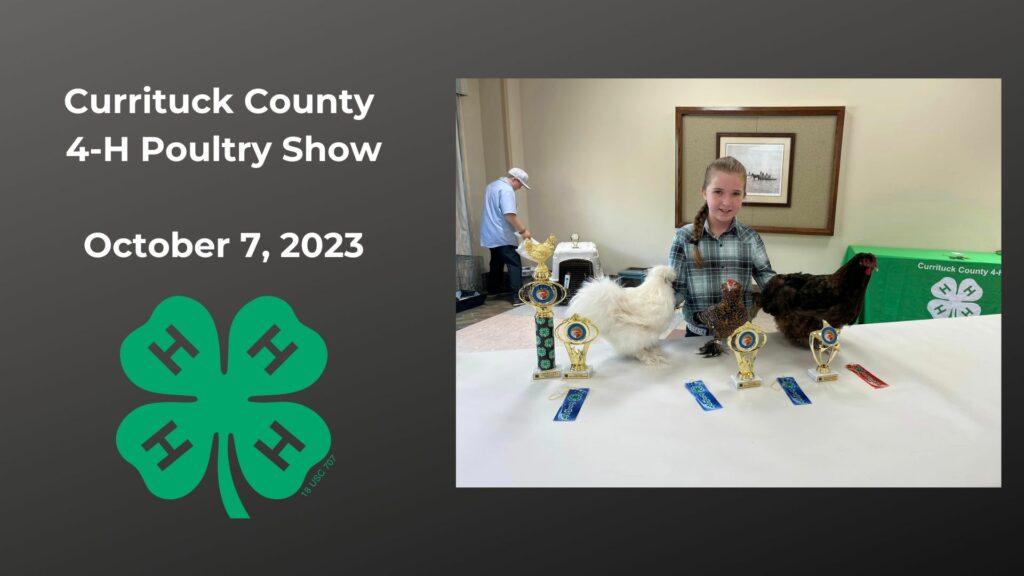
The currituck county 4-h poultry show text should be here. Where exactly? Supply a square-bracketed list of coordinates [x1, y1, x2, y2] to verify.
[63, 87, 381, 168]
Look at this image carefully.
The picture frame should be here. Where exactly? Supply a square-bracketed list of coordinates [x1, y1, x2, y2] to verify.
[716, 132, 795, 207]
[675, 106, 846, 235]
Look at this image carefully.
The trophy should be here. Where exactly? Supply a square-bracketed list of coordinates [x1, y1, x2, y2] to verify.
[725, 321, 767, 389]
[808, 320, 841, 382]
[569, 232, 581, 248]
[555, 313, 599, 379]
[518, 235, 567, 379]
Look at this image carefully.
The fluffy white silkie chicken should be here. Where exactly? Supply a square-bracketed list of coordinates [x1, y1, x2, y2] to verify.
[567, 265, 678, 365]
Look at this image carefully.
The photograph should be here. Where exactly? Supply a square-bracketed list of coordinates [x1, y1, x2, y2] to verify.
[716, 133, 794, 206]
[455, 78, 1001, 489]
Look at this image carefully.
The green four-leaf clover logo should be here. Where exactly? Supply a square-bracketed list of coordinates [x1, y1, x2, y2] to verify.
[115, 296, 331, 519]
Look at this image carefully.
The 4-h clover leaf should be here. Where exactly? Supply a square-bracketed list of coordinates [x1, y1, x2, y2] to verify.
[928, 277, 983, 319]
[115, 296, 331, 519]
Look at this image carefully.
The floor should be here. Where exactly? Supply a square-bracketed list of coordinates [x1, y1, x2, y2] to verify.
[455, 292, 518, 331]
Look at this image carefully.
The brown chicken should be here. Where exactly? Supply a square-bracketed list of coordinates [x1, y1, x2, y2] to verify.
[761, 252, 879, 346]
[695, 278, 748, 357]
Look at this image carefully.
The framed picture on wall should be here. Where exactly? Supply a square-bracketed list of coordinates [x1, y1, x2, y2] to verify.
[716, 133, 795, 207]
[676, 106, 845, 235]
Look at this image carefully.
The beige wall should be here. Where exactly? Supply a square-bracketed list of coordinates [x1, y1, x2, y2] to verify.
[467, 79, 1000, 276]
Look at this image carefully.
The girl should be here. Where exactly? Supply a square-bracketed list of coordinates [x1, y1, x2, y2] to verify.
[668, 156, 776, 337]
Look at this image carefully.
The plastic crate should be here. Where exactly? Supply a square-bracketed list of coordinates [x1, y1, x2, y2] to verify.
[456, 291, 486, 312]
[616, 266, 648, 287]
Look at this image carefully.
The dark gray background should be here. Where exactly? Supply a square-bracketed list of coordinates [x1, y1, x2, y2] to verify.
[1, 0, 1018, 573]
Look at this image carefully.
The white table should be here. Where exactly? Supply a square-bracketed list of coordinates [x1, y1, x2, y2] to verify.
[456, 314, 1000, 487]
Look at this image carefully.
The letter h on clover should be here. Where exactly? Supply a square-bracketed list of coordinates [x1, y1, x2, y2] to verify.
[116, 296, 331, 519]
[927, 277, 984, 319]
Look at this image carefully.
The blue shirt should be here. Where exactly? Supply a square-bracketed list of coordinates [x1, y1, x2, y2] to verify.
[479, 178, 519, 248]
[668, 218, 776, 335]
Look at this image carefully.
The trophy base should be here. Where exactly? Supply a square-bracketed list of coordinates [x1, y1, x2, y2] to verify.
[563, 366, 594, 379]
[731, 374, 762, 389]
[533, 366, 564, 380]
[808, 368, 839, 382]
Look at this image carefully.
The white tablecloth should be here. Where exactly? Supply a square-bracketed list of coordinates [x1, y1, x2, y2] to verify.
[456, 314, 1000, 487]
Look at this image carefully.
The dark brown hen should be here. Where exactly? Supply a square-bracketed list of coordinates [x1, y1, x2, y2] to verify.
[695, 278, 748, 357]
[761, 252, 879, 346]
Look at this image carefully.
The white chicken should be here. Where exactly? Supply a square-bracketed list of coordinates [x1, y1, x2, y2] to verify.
[566, 265, 678, 365]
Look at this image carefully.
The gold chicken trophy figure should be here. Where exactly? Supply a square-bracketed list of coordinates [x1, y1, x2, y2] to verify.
[518, 235, 567, 379]
[808, 320, 841, 382]
[555, 314, 599, 379]
[725, 321, 767, 389]
[522, 234, 558, 280]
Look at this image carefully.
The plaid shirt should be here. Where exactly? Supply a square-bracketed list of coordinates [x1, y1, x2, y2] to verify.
[668, 218, 776, 335]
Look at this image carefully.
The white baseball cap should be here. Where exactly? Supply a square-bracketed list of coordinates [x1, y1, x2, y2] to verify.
[508, 167, 531, 189]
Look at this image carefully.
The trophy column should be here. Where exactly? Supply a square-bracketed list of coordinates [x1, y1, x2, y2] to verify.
[518, 236, 567, 380]
[520, 279, 566, 379]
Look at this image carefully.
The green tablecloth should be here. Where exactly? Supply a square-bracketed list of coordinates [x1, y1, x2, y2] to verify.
[843, 245, 1001, 324]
